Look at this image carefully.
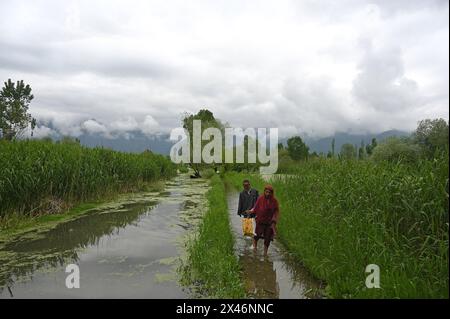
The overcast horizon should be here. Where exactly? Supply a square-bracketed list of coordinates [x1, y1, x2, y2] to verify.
[0, 0, 448, 140]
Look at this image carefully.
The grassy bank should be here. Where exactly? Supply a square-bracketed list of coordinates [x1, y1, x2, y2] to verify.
[225, 153, 449, 298]
[0, 139, 176, 228]
[181, 175, 245, 298]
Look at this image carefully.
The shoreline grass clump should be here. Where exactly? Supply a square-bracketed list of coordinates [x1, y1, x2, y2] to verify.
[181, 175, 245, 298]
[225, 153, 448, 298]
[0, 139, 176, 227]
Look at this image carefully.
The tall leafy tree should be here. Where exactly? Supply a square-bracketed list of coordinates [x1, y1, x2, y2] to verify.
[365, 138, 377, 156]
[372, 137, 421, 164]
[413, 118, 449, 157]
[340, 143, 356, 160]
[358, 139, 366, 160]
[331, 138, 335, 157]
[287, 136, 309, 160]
[182, 109, 224, 176]
[0, 79, 36, 140]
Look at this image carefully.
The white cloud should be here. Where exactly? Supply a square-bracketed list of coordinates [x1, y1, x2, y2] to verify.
[141, 115, 160, 136]
[110, 117, 139, 132]
[27, 125, 56, 139]
[0, 0, 448, 139]
[81, 119, 108, 135]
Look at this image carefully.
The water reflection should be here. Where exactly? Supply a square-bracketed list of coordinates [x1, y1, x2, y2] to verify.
[240, 252, 280, 298]
[0, 175, 210, 298]
[0, 201, 156, 292]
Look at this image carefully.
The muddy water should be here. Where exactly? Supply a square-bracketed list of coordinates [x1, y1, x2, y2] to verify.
[227, 192, 322, 299]
[0, 175, 209, 298]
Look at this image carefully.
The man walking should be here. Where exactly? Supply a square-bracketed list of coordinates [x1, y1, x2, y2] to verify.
[237, 179, 259, 218]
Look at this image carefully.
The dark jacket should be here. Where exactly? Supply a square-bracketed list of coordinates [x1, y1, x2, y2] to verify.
[237, 188, 259, 217]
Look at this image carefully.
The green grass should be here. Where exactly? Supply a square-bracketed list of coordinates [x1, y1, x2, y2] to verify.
[225, 153, 449, 298]
[181, 175, 245, 298]
[0, 139, 176, 223]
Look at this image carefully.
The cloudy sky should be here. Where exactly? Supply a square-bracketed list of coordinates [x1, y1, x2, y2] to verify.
[0, 0, 448, 139]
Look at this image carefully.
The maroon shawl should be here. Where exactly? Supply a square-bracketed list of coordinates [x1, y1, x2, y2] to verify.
[252, 184, 279, 224]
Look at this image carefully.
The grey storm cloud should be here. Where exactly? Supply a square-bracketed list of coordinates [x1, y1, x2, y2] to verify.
[352, 43, 422, 112]
[0, 39, 176, 79]
[0, 0, 448, 139]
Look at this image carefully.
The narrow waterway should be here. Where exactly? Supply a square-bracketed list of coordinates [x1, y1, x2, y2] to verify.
[227, 191, 322, 299]
[0, 175, 209, 298]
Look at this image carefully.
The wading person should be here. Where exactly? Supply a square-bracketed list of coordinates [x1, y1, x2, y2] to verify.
[246, 185, 279, 257]
[237, 179, 259, 218]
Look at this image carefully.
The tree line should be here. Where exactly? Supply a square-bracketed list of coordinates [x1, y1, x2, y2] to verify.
[280, 119, 448, 164]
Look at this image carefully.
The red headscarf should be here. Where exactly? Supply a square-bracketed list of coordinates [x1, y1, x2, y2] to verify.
[264, 184, 276, 199]
[252, 184, 279, 224]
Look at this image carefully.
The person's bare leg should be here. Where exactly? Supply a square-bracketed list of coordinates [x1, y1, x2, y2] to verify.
[263, 245, 269, 257]
[253, 238, 258, 252]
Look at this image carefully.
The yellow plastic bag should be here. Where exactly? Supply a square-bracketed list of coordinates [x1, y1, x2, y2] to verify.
[242, 218, 254, 237]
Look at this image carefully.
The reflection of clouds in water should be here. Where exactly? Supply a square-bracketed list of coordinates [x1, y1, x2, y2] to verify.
[0, 174, 210, 298]
[275, 252, 324, 298]
[0, 248, 80, 294]
[239, 251, 280, 299]
[0, 184, 163, 290]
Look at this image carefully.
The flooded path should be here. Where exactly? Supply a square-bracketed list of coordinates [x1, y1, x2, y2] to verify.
[227, 191, 321, 299]
[0, 175, 209, 298]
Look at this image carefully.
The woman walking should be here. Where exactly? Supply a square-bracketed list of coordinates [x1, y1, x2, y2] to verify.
[246, 185, 279, 257]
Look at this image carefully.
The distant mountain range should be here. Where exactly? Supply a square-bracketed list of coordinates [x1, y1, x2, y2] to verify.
[77, 131, 173, 155]
[41, 129, 409, 156]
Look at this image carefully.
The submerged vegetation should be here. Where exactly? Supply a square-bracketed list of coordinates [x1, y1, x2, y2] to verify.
[0, 139, 176, 227]
[181, 175, 245, 298]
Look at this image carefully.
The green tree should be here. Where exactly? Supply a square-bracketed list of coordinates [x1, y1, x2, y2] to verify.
[340, 143, 356, 160]
[310, 151, 319, 158]
[277, 145, 295, 172]
[372, 137, 421, 164]
[182, 109, 224, 177]
[413, 118, 449, 158]
[0, 79, 36, 140]
[287, 136, 309, 160]
[365, 137, 377, 155]
[331, 138, 335, 157]
[358, 139, 365, 160]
